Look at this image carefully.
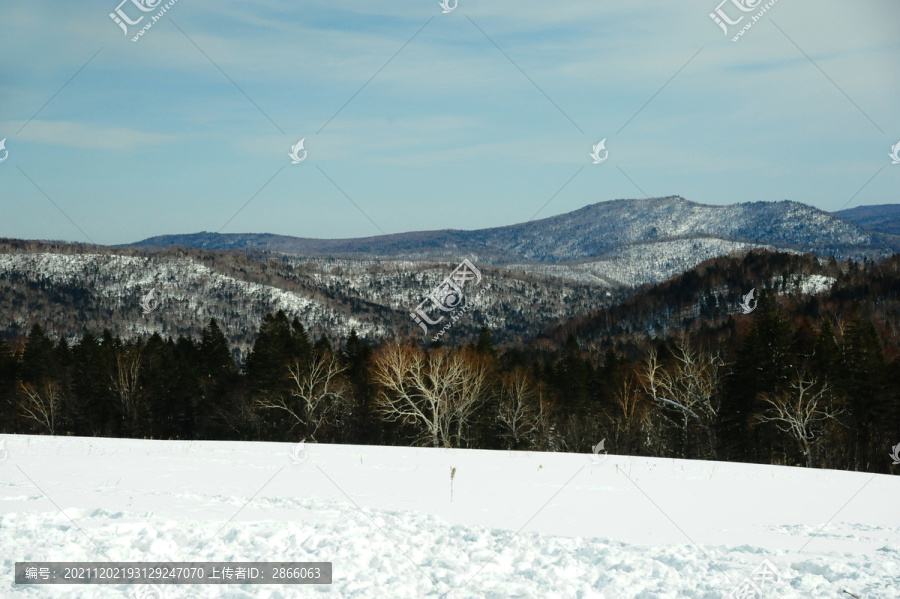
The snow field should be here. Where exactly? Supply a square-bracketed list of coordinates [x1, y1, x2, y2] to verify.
[1, 435, 898, 598]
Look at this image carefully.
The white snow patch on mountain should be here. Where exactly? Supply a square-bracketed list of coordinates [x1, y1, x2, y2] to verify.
[798, 274, 836, 295]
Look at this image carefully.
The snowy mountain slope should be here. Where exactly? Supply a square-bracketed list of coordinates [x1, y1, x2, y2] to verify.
[0, 252, 377, 353]
[476, 197, 881, 263]
[572, 237, 786, 288]
[544, 250, 846, 344]
[131, 197, 898, 264]
[2, 435, 897, 598]
[835, 204, 900, 236]
[0, 249, 607, 348]
[501, 238, 778, 288]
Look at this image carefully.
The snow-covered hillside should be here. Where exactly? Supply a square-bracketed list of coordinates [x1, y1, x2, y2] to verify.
[2, 436, 897, 598]
[582, 238, 780, 287]
[0, 252, 345, 335]
[134, 197, 898, 265]
[483, 197, 886, 263]
[0, 250, 605, 348]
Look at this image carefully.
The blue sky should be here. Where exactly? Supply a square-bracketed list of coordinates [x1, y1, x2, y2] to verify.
[1, 0, 898, 244]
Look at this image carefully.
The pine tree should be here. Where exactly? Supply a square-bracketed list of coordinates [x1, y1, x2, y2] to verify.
[0, 337, 18, 432]
[200, 319, 236, 383]
[71, 332, 118, 436]
[245, 311, 314, 439]
[813, 319, 839, 375]
[723, 289, 794, 462]
[474, 326, 497, 359]
[246, 311, 311, 397]
[21, 324, 56, 385]
[342, 329, 378, 444]
[840, 307, 886, 469]
[195, 319, 239, 438]
[553, 334, 591, 415]
[172, 336, 202, 440]
[313, 333, 333, 354]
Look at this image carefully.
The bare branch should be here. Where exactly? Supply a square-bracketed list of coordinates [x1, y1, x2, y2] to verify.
[498, 368, 539, 449]
[757, 368, 844, 467]
[371, 344, 492, 448]
[255, 351, 349, 442]
[18, 380, 62, 435]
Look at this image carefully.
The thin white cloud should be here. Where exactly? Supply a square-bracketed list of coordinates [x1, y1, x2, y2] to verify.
[6, 120, 176, 150]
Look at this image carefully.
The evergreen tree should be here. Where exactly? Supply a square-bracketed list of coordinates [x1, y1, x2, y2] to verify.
[245, 311, 313, 439]
[71, 332, 118, 436]
[198, 319, 236, 390]
[813, 319, 839, 375]
[196, 319, 239, 438]
[0, 337, 17, 433]
[839, 308, 887, 469]
[553, 334, 591, 415]
[313, 333, 333, 354]
[723, 289, 794, 462]
[474, 326, 497, 359]
[21, 324, 56, 385]
[342, 329, 379, 444]
[246, 311, 311, 397]
[172, 336, 202, 439]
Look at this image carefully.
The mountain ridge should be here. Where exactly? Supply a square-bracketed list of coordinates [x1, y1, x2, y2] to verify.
[127, 196, 898, 263]
[834, 204, 900, 236]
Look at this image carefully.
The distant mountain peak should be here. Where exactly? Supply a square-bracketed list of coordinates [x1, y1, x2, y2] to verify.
[126, 197, 896, 264]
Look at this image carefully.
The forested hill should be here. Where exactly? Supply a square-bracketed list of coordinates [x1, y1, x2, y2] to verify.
[546, 250, 848, 344]
[131, 196, 899, 262]
[531, 250, 900, 474]
[835, 204, 900, 236]
[2, 249, 899, 475]
[545, 250, 900, 360]
[0, 240, 608, 351]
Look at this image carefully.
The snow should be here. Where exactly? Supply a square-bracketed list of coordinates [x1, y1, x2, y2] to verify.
[0, 252, 379, 343]
[798, 275, 836, 296]
[2, 435, 898, 598]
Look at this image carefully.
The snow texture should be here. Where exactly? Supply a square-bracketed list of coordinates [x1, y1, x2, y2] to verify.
[1, 435, 898, 598]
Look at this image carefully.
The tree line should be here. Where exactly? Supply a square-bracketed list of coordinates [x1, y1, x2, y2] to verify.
[1, 288, 898, 474]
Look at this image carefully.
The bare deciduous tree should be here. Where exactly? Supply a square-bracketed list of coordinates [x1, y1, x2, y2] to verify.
[498, 368, 539, 449]
[558, 412, 602, 454]
[638, 340, 724, 458]
[112, 345, 144, 433]
[606, 372, 652, 454]
[756, 369, 843, 468]
[18, 381, 62, 435]
[255, 351, 349, 442]
[451, 349, 493, 449]
[371, 343, 491, 448]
